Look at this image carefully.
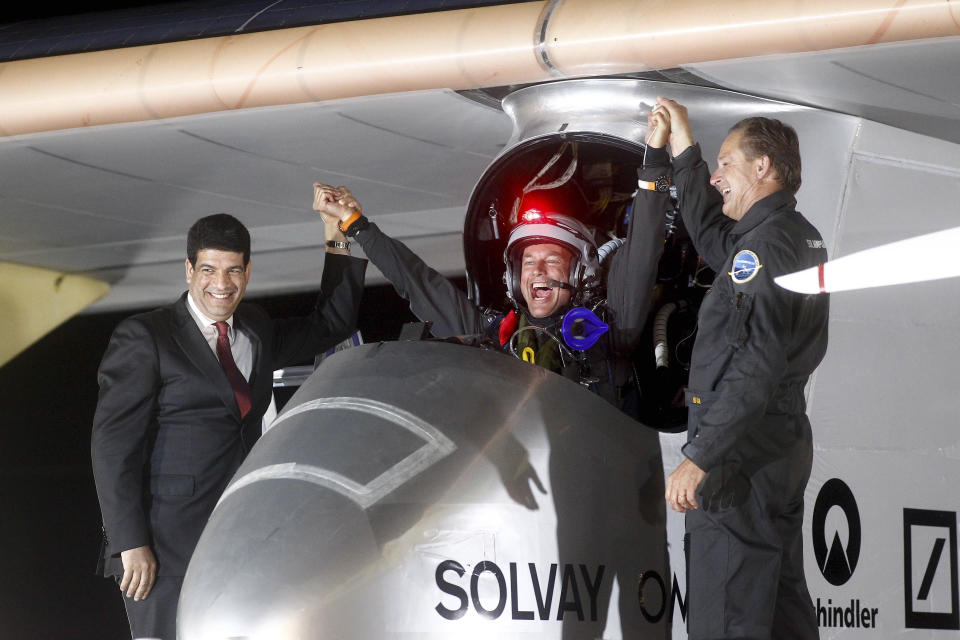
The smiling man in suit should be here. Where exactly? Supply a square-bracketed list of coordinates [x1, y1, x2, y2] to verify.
[91, 210, 366, 640]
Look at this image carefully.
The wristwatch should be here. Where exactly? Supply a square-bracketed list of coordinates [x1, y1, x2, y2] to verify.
[326, 240, 350, 250]
[638, 176, 672, 193]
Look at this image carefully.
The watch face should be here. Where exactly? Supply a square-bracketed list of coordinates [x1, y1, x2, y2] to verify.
[655, 177, 670, 192]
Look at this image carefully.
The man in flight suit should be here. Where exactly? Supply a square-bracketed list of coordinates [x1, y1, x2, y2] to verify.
[310, 138, 670, 412]
[656, 97, 829, 639]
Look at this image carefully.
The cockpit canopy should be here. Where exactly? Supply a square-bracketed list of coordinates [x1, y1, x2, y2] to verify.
[463, 132, 646, 309]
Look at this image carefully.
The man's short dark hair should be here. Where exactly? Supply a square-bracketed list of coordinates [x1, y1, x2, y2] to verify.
[729, 117, 802, 195]
[187, 214, 251, 267]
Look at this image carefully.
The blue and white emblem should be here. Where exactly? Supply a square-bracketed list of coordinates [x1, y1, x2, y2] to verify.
[729, 249, 762, 284]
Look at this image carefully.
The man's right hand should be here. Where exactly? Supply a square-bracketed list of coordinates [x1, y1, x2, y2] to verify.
[120, 545, 157, 601]
[656, 97, 695, 157]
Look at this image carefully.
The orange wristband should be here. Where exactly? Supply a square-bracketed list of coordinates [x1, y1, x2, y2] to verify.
[338, 210, 362, 233]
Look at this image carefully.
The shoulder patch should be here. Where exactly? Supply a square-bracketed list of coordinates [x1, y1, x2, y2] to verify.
[729, 249, 762, 284]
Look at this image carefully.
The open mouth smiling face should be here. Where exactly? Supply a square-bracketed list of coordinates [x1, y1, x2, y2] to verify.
[711, 129, 763, 221]
[185, 248, 251, 322]
[519, 243, 573, 318]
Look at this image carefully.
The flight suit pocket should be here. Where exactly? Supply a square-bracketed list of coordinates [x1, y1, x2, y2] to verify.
[150, 473, 196, 496]
[726, 292, 753, 348]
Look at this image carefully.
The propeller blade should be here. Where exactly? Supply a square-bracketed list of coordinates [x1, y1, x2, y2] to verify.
[775, 226, 960, 294]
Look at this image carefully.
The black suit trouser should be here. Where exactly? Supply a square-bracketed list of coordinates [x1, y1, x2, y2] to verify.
[120, 575, 183, 640]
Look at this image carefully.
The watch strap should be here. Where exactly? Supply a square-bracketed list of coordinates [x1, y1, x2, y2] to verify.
[638, 176, 672, 193]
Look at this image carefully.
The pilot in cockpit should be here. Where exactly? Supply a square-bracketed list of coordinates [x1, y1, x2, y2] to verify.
[312, 109, 673, 416]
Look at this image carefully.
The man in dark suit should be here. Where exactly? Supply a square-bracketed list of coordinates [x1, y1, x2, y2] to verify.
[91, 210, 366, 640]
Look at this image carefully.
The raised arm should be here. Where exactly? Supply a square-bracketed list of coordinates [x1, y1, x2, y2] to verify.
[603, 104, 670, 354]
[314, 183, 485, 338]
[657, 97, 737, 272]
[267, 191, 367, 366]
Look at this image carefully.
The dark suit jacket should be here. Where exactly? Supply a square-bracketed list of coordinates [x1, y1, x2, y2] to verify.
[91, 253, 366, 577]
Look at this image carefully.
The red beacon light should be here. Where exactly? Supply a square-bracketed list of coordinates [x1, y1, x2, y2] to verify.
[521, 209, 546, 223]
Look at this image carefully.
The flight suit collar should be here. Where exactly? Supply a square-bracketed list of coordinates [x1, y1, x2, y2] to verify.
[732, 189, 796, 235]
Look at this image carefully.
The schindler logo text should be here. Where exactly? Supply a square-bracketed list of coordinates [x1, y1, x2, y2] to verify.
[812, 478, 881, 629]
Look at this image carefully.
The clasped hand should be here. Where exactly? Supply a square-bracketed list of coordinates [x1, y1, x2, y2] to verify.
[644, 97, 695, 156]
[313, 183, 361, 224]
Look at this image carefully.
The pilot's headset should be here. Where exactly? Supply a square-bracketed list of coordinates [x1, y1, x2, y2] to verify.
[502, 209, 601, 309]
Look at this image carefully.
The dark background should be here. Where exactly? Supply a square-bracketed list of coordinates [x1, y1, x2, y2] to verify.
[0, 283, 420, 639]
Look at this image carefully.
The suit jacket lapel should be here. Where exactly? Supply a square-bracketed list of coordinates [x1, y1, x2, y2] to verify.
[234, 306, 267, 414]
[170, 292, 243, 421]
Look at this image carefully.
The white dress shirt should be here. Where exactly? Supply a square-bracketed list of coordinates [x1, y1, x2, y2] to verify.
[185, 292, 278, 432]
[185, 291, 253, 381]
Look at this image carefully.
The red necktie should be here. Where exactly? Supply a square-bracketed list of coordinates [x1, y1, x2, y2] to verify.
[214, 321, 252, 418]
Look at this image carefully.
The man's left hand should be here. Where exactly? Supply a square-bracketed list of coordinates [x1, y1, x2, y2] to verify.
[313, 183, 361, 224]
[665, 457, 706, 513]
[645, 103, 671, 148]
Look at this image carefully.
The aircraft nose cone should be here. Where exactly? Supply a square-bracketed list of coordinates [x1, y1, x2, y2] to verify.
[178, 387, 458, 638]
[178, 341, 668, 640]
[178, 474, 383, 639]
[177, 344, 471, 639]
[178, 488, 370, 635]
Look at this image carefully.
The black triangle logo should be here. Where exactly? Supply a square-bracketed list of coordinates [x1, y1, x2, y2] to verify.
[823, 530, 853, 585]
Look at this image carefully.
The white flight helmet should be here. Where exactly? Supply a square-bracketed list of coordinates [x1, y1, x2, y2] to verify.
[502, 209, 601, 308]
